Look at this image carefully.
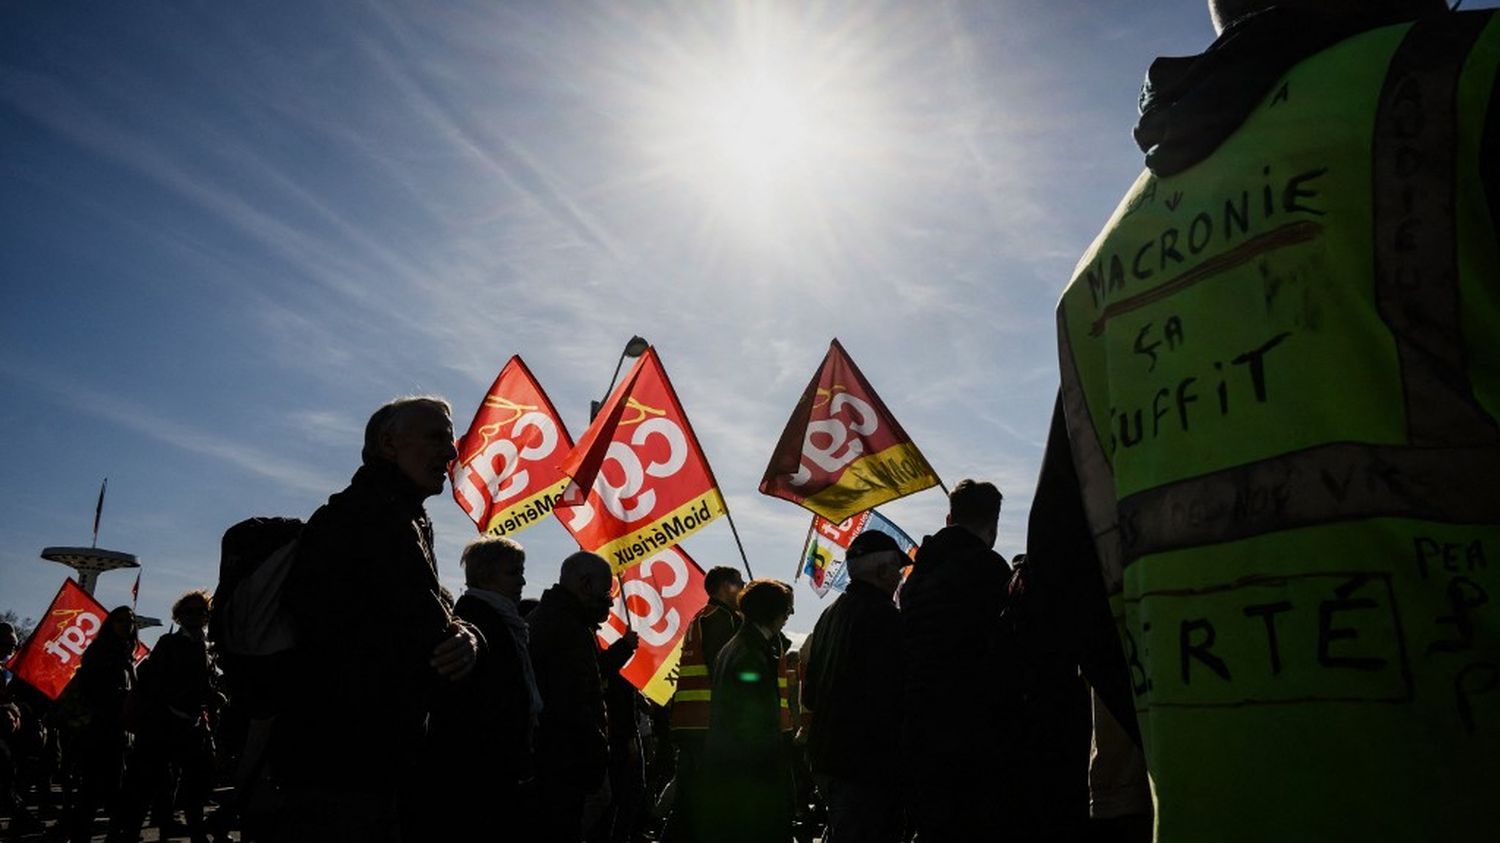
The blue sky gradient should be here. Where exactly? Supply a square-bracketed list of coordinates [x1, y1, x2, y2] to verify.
[3, 0, 1358, 639]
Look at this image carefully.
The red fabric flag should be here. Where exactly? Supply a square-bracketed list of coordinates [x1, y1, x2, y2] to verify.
[131, 571, 140, 608]
[760, 338, 941, 522]
[8, 580, 114, 700]
[595, 545, 708, 705]
[449, 356, 575, 538]
[556, 348, 727, 572]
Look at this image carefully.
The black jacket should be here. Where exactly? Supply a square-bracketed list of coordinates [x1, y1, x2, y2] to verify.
[899, 524, 1014, 772]
[134, 630, 214, 734]
[278, 460, 455, 792]
[803, 578, 902, 782]
[431, 593, 535, 781]
[527, 585, 608, 790]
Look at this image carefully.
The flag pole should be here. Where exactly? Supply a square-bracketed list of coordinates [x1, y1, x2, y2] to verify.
[92, 477, 108, 548]
[593, 336, 650, 421]
[723, 508, 756, 581]
[792, 517, 816, 583]
[616, 574, 633, 632]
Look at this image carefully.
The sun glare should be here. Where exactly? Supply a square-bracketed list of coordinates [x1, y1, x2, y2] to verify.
[624, 9, 895, 243]
[706, 70, 813, 183]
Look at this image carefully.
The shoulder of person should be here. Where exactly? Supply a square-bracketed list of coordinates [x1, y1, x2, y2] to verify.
[453, 593, 494, 619]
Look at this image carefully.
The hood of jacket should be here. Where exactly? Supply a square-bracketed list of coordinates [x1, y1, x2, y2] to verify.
[1134, 6, 1432, 176]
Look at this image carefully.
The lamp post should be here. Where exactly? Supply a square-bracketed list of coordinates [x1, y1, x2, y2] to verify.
[591, 336, 650, 630]
[591, 335, 650, 420]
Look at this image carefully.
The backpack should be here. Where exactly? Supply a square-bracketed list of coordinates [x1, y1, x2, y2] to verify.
[210, 517, 302, 718]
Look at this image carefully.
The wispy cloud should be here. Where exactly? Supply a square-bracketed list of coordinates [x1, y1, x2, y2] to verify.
[0, 357, 337, 496]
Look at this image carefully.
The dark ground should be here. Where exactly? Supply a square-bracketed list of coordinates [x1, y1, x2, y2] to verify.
[1, 783, 236, 842]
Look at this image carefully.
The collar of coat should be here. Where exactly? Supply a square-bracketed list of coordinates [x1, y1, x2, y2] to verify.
[538, 584, 598, 627]
[350, 460, 431, 516]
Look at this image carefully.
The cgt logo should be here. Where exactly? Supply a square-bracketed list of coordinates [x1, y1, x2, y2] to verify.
[42, 609, 102, 664]
[567, 400, 690, 530]
[451, 400, 563, 520]
[599, 549, 690, 649]
[790, 386, 880, 486]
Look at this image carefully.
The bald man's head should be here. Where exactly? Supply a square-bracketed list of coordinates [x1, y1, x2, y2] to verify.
[560, 551, 614, 624]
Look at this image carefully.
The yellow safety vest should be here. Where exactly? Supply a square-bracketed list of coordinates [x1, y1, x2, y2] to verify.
[778, 647, 795, 734]
[671, 603, 738, 731]
[1057, 12, 1500, 841]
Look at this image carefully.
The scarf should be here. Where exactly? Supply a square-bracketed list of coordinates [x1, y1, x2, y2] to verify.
[466, 588, 543, 717]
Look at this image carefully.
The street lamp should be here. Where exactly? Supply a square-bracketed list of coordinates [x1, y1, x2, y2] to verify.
[591, 335, 650, 420]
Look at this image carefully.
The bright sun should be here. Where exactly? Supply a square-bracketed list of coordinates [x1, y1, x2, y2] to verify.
[625, 11, 892, 241]
[704, 69, 815, 186]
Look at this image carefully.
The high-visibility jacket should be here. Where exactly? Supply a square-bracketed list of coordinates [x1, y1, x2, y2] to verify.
[1057, 12, 1500, 841]
[670, 600, 740, 732]
[778, 644, 796, 734]
[788, 645, 812, 733]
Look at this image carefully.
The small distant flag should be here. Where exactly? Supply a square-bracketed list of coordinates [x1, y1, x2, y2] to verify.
[800, 508, 917, 598]
[760, 339, 941, 523]
[92, 478, 107, 548]
[131, 570, 140, 609]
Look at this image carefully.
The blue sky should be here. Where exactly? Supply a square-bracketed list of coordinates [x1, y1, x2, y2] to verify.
[2, 0, 1237, 641]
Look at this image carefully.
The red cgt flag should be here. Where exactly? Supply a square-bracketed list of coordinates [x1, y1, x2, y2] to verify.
[760, 338, 941, 522]
[7, 579, 131, 700]
[595, 545, 709, 705]
[449, 356, 575, 538]
[556, 348, 727, 573]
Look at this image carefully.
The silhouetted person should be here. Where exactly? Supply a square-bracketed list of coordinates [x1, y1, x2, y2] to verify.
[900, 479, 1015, 842]
[802, 531, 907, 843]
[111, 591, 220, 843]
[277, 396, 478, 842]
[704, 579, 795, 843]
[429, 534, 540, 841]
[664, 566, 743, 843]
[58, 605, 137, 843]
[1036, 1, 1500, 838]
[528, 551, 633, 842]
[0, 621, 42, 836]
[1002, 553, 1093, 842]
[595, 644, 646, 843]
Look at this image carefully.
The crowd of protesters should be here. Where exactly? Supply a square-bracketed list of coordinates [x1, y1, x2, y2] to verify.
[0, 396, 1141, 842]
[1, 594, 226, 843]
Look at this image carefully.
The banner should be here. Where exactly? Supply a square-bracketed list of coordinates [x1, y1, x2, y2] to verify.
[6, 579, 146, 700]
[596, 546, 709, 705]
[449, 356, 575, 538]
[760, 338, 941, 522]
[801, 509, 918, 597]
[557, 348, 727, 572]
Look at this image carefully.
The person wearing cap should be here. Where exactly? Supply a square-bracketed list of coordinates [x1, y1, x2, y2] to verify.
[801, 530, 908, 843]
